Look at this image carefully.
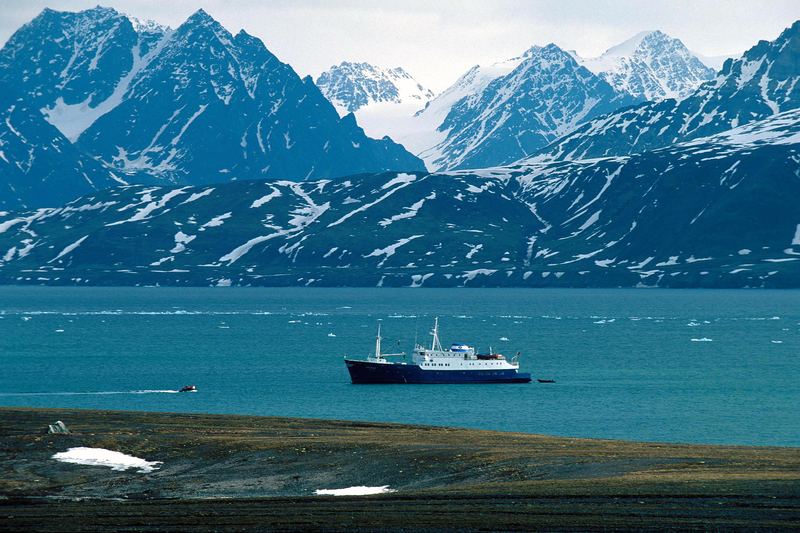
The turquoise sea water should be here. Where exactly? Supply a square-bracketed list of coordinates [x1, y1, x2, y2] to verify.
[0, 287, 798, 446]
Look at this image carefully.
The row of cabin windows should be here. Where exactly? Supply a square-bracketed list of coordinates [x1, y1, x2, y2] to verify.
[422, 362, 501, 367]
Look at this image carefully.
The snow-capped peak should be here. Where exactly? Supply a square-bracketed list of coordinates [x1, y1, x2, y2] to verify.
[602, 30, 663, 57]
[316, 61, 434, 115]
[408, 49, 534, 136]
[128, 16, 169, 35]
[579, 30, 715, 100]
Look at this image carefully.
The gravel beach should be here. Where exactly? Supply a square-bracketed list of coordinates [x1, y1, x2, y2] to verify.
[1, 407, 798, 531]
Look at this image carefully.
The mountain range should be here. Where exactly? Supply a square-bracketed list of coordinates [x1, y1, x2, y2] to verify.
[534, 21, 800, 161]
[0, 7, 424, 209]
[330, 30, 719, 171]
[0, 7, 798, 288]
[1, 108, 798, 288]
[417, 44, 640, 171]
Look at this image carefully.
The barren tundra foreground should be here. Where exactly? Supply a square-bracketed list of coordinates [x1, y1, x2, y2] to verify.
[1, 408, 799, 531]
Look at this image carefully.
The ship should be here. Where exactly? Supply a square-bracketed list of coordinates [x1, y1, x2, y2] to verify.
[344, 318, 532, 384]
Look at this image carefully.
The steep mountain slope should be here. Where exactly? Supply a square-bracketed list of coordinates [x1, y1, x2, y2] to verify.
[0, 7, 424, 188]
[0, 85, 123, 210]
[420, 44, 639, 171]
[389, 51, 533, 162]
[389, 33, 712, 168]
[0, 6, 168, 142]
[535, 20, 800, 161]
[578, 30, 715, 100]
[77, 10, 424, 184]
[315, 62, 434, 142]
[2, 110, 798, 288]
[316, 62, 433, 114]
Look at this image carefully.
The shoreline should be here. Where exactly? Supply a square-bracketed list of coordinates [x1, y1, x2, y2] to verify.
[1, 407, 799, 531]
[0, 404, 797, 449]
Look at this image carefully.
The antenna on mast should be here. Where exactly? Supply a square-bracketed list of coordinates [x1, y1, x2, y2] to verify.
[375, 320, 382, 359]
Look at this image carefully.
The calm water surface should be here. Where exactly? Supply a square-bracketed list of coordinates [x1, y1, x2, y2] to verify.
[0, 287, 798, 446]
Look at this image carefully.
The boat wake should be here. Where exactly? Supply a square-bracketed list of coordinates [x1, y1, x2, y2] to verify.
[0, 389, 182, 397]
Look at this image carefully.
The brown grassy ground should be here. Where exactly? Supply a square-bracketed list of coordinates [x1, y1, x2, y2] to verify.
[1, 407, 798, 531]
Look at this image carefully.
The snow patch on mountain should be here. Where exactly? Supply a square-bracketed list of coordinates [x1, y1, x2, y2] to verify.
[41, 28, 173, 141]
[534, 20, 800, 162]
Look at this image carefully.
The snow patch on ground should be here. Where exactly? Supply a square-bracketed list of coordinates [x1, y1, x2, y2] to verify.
[201, 212, 232, 230]
[381, 172, 417, 190]
[250, 187, 282, 208]
[170, 231, 195, 253]
[315, 486, 395, 496]
[379, 192, 435, 227]
[364, 235, 423, 267]
[49, 235, 88, 263]
[328, 174, 417, 228]
[179, 188, 214, 205]
[52, 447, 162, 473]
[461, 268, 497, 284]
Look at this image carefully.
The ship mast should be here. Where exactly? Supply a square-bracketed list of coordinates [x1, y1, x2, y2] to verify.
[375, 322, 382, 359]
[430, 317, 443, 352]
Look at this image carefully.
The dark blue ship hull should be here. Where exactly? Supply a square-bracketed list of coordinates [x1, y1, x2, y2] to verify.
[345, 359, 531, 384]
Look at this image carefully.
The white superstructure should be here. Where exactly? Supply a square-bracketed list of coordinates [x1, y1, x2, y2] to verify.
[368, 317, 521, 371]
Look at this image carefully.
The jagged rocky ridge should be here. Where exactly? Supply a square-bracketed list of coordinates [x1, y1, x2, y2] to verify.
[0, 7, 423, 207]
[386, 31, 711, 170]
[535, 21, 800, 161]
[1, 109, 799, 288]
[316, 62, 433, 114]
[577, 30, 715, 101]
[418, 44, 640, 171]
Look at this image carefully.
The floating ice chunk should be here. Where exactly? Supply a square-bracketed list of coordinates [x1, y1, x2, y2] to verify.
[53, 447, 162, 473]
[315, 486, 395, 496]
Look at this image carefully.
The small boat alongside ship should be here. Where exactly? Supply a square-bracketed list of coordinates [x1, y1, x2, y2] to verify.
[344, 318, 532, 384]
